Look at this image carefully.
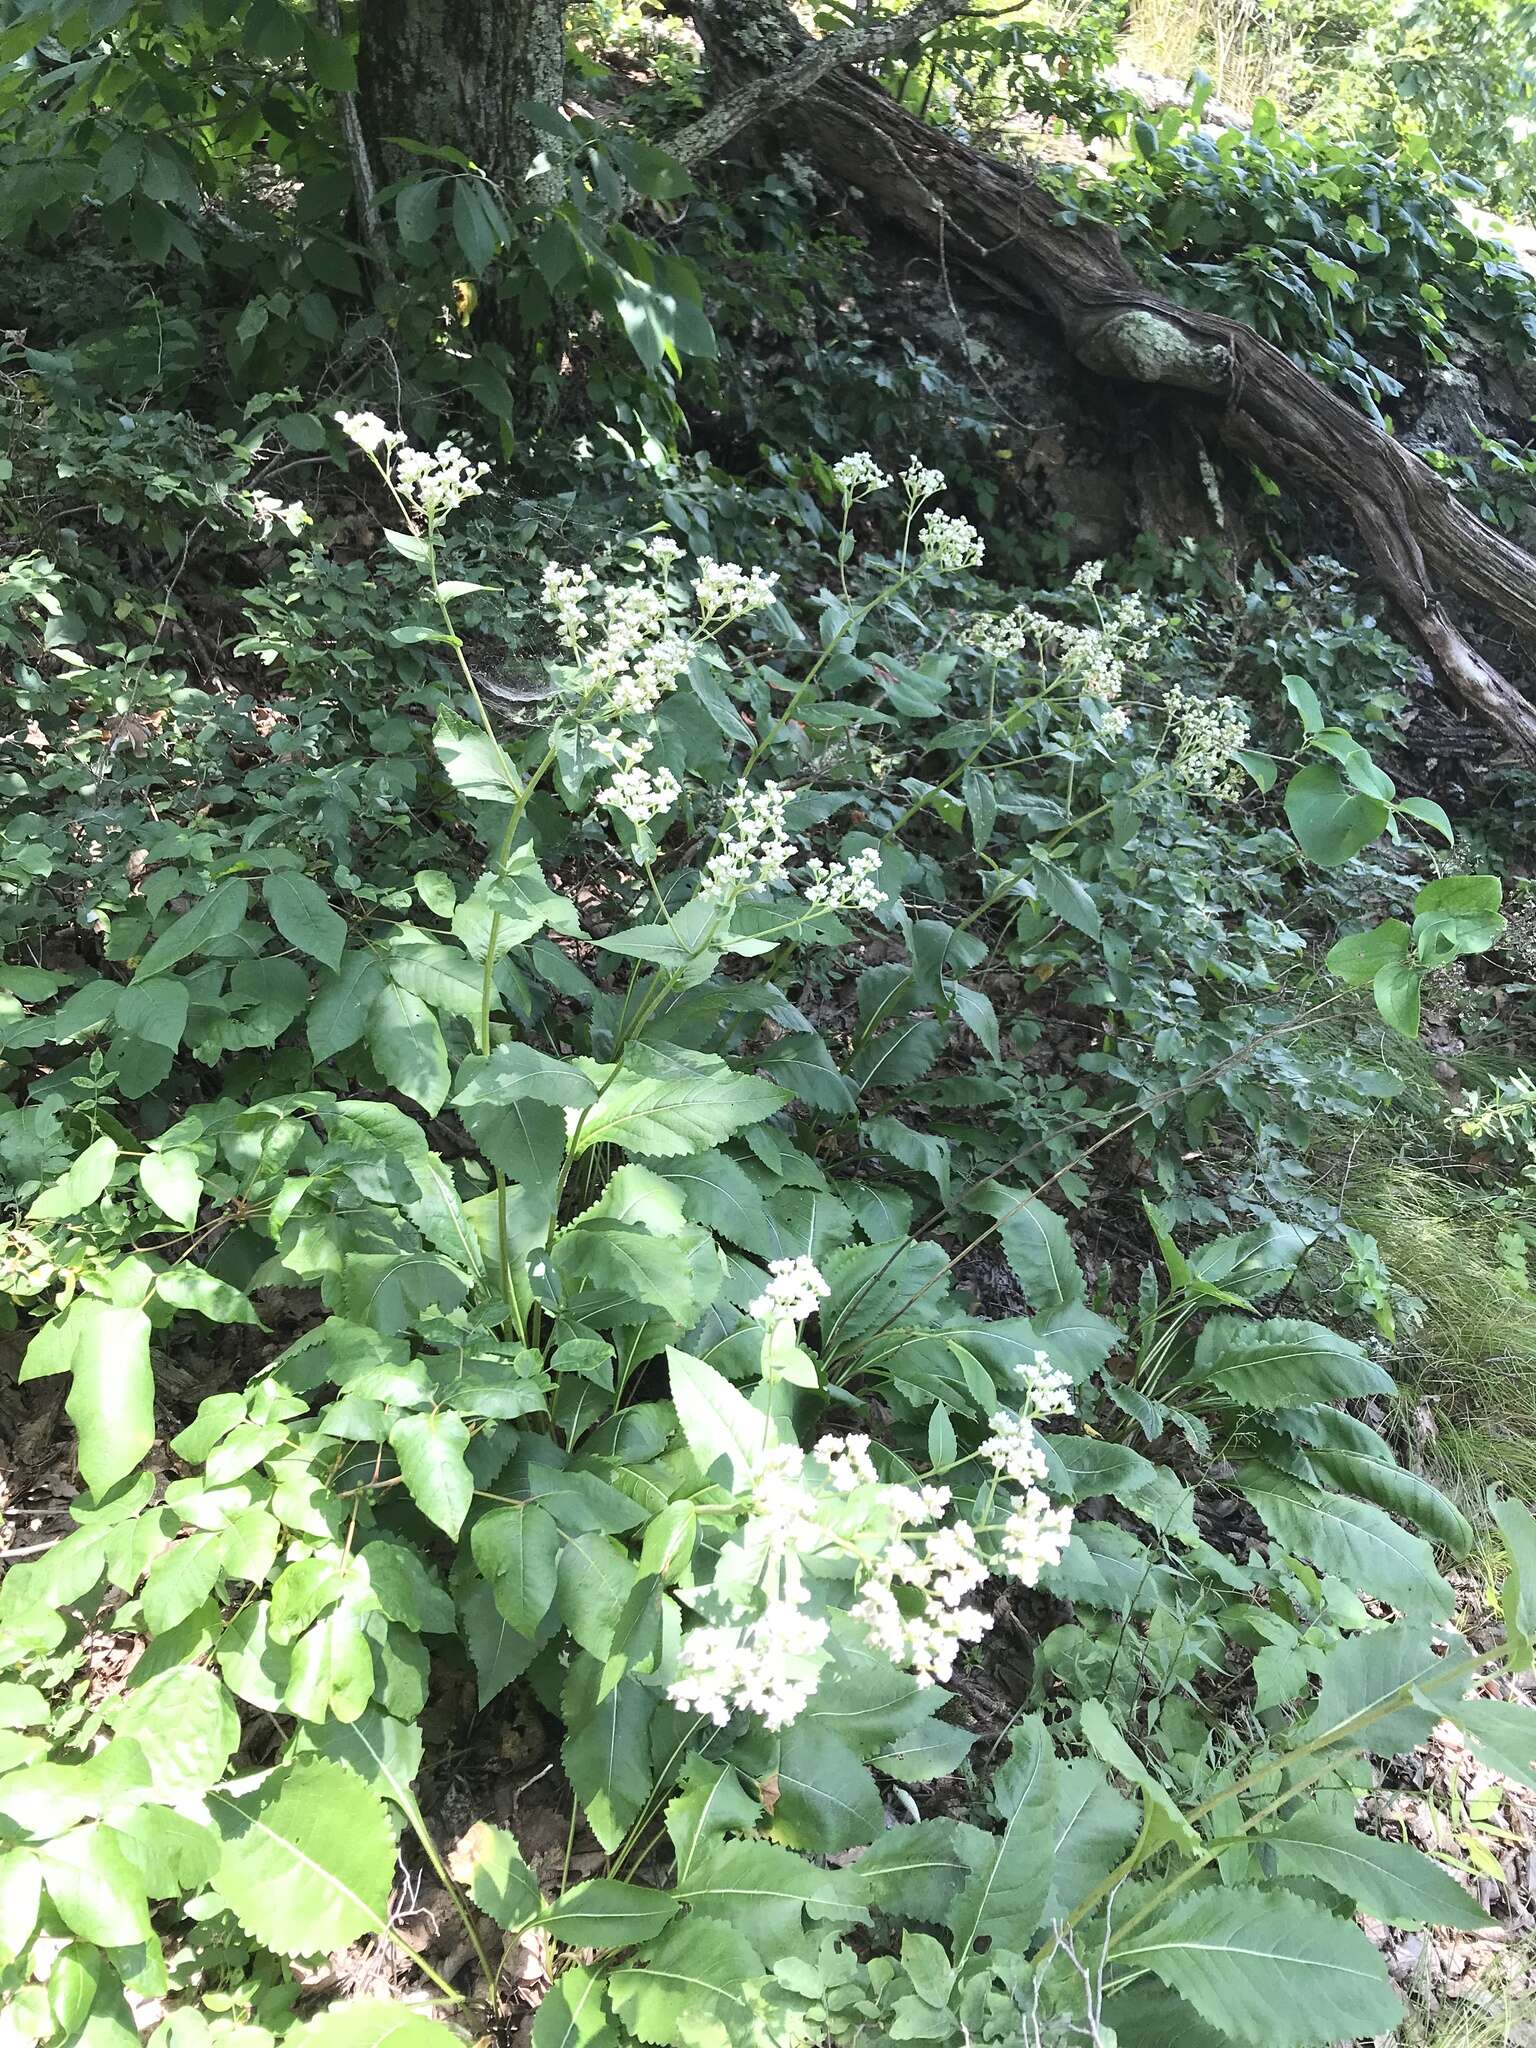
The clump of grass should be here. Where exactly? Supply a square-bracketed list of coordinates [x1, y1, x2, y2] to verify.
[1345, 1156, 1536, 1507]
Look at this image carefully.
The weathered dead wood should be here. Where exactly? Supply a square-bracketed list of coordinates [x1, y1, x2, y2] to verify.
[682, 2, 1536, 755]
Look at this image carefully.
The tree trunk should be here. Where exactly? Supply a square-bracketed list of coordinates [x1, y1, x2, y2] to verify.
[689, 0, 1536, 757]
[357, 0, 565, 198]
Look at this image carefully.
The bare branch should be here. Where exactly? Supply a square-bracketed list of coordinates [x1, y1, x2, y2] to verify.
[667, 0, 971, 169]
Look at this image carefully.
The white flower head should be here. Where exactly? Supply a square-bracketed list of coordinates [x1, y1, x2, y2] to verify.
[1166, 685, 1251, 802]
[919, 507, 985, 573]
[802, 845, 887, 916]
[832, 451, 891, 500]
[978, 1411, 1048, 1491]
[572, 434, 594, 463]
[1016, 1350, 1074, 1418]
[646, 534, 684, 566]
[701, 780, 794, 902]
[902, 458, 947, 503]
[693, 557, 779, 626]
[334, 409, 403, 456]
[668, 1599, 829, 1729]
[249, 492, 311, 539]
[393, 439, 488, 522]
[748, 1255, 830, 1327]
[997, 1487, 1074, 1587]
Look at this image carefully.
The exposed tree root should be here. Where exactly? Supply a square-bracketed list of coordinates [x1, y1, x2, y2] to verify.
[686, 2, 1536, 755]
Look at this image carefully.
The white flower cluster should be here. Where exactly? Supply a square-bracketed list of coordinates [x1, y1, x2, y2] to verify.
[646, 534, 684, 567]
[334, 409, 402, 456]
[962, 589, 1152, 741]
[333, 412, 488, 525]
[1016, 1349, 1074, 1418]
[803, 846, 886, 915]
[1166, 685, 1251, 801]
[594, 734, 681, 831]
[394, 440, 488, 522]
[998, 1488, 1075, 1587]
[978, 1409, 1050, 1490]
[701, 780, 794, 901]
[852, 1515, 993, 1687]
[903, 458, 947, 503]
[669, 1599, 830, 1729]
[693, 557, 779, 625]
[919, 507, 985, 573]
[541, 567, 694, 720]
[832, 451, 891, 499]
[249, 492, 311, 539]
[748, 1254, 830, 1327]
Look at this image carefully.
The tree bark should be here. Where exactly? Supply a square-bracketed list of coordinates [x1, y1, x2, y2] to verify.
[687, 0, 1536, 756]
[357, 0, 566, 198]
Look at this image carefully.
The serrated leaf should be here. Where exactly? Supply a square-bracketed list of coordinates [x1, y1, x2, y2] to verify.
[368, 982, 449, 1116]
[667, 1348, 776, 1490]
[949, 1715, 1057, 1959]
[1111, 1885, 1401, 2046]
[288, 2003, 465, 2048]
[967, 1186, 1083, 1310]
[674, 1838, 864, 1950]
[561, 1664, 654, 1853]
[1240, 1464, 1452, 1622]
[607, 1915, 760, 2045]
[471, 1502, 561, 1635]
[571, 1045, 789, 1158]
[106, 1667, 238, 1797]
[1262, 1811, 1490, 1930]
[211, 1758, 396, 1957]
[857, 1817, 991, 1925]
[540, 1876, 680, 1947]
[449, 1820, 540, 1931]
[1186, 1315, 1393, 1408]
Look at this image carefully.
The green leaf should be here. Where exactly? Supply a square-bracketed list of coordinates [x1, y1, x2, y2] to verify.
[1284, 763, 1388, 867]
[390, 1411, 473, 1538]
[1079, 1698, 1200, 1856]
[29, 1300, 156, 1498]
[39, 1827, 152, 1947]
[531, 1964, 618, 2047]
[368, 983, 450, 1116]
[288, 2004, 466, 2048]
[1044, 1758, 1139, 1922]
[1430, 1696, 1536, 1789]
[309, 952, 388, 1062]
[105, 1667, 239, 1798]
[156, 1266, 262, 1325]
[1034, 856, 1100, 936]
[115, 976, 188, 1050]
[561, 1664, 654, 1853]
[1294, 1410, 1472, 1557]
[1325, 920, 1411, 987]
[571, 1045, 790, 1159]
[540, 1877, 680, 1948]
[949, 1716, 1058, 1958]
[607, 1916, 761, 2045]
[668, 1348, 775, 1491]
[1240, 1464, 1452, 1622]
[556, 1531, 638, 1658]
[756, 1032, 858, 1114]
[449, 1820, 540, 1931]
[1311, 1623, 1463, 1757]
[433, 716, 518, 803]
[1494, 1493, 1536, 1656]
[759, 1724, 882, 1856]
[1395, 795, 1454, 843]
[1111, 1885, 1401, 2046]
[674, 1838, 864, 1950]
[138, 1147, 202, 1228]
[134, 880, 250, 980]
[856, 1818, 989, 1926]
[1185, 1316, 1393, 1408]
[1263, 1812, 1491, 1930]
[28, 1136, 119, 1222]
[471, 1503, 561, 1635]
[211, 1757, 396, 1957]
[966, 1186, 1083, 1310]
[1373, 956, 1422, 1038]
[263, 872, 347, 973]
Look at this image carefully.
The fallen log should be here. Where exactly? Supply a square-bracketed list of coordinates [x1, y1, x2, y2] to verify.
[682, 0, 1536, 756]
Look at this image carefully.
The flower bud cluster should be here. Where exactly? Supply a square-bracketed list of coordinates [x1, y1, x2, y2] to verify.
[693, 557, 779, 625]
[701, 780, 795, 901]
[803, 846, 887, 915]
[594, 733, 681, 831]
[1166, 684, 1251, 801]
[903, 458, 948, 503]
[747, 1254, 830, 1327]
[832, 451, 892, 499]
[919, 507, 985, 572]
